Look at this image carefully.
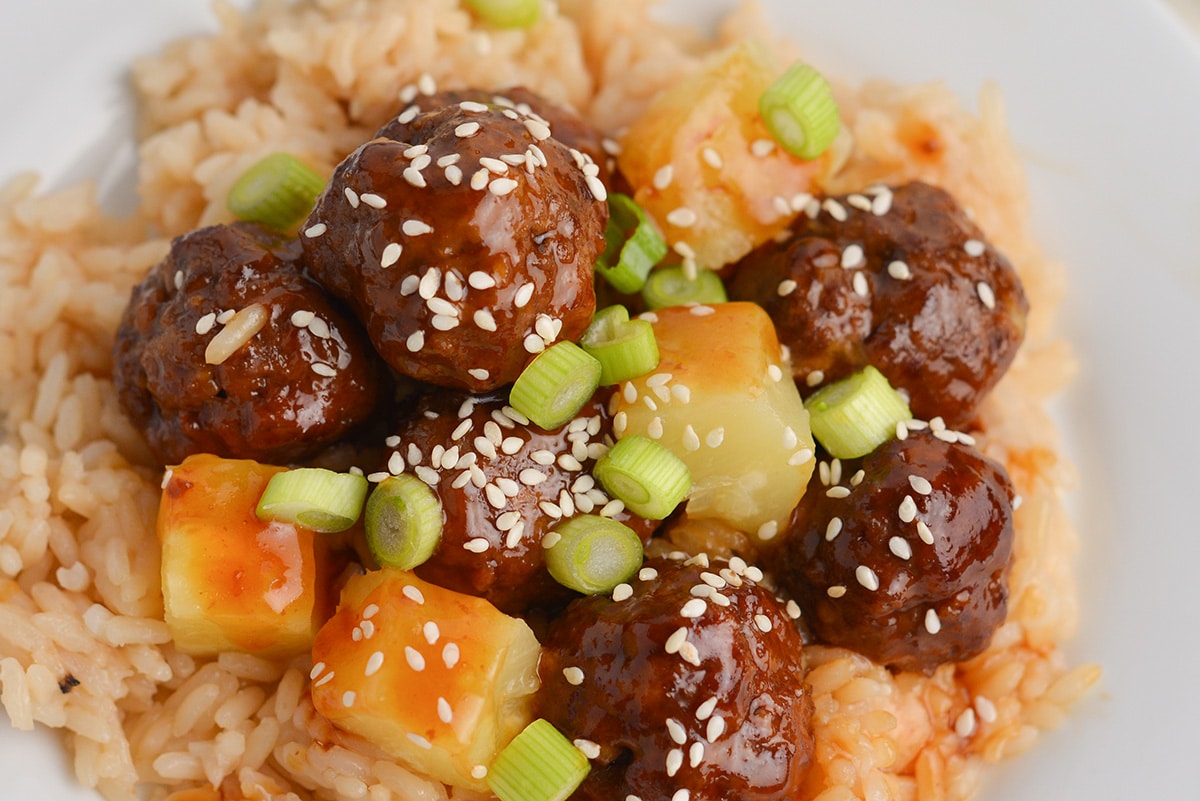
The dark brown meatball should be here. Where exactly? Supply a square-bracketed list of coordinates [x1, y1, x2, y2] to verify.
[376, 86, 613, 184]
[112, 222, 385, 465]
[377, 390, 655, 615]
[538, 555, 813, 801]
[728, 181, 1027, 426]
[302, 95, 608, 392]
[775, 429, 1016, 673]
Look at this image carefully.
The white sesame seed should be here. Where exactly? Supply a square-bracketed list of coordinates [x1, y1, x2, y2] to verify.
[955, 708, 977, 738]
[964, 239, 986, 257]
[680, 598, 707, 618]
[974, 695, 998, 723]
[402, 167, 427, 187]
[442, 642, 460, 668]
[666, 749, 683, 777]
[916, 520, 935, 545]
[757, 520, 779, 541]
[777, 279, 798, 297]
[403, 220, 433, 237]
[666, 718, 687, 745]
[496, 476, 521, 497]
[310, 362, 337, 378]
[806, 369, 825, 387]
[889, 536, 913, 560]
[343, 690, 357, 707]
[827, 585, 847, 598]
[436, 697, 454, 724]
[705, 427, 725, 448]
[364, 651, 385, 677]
[455, 121, 481, 138]
[584, 174, 608, 201]
[908, 475, 933, 495]
[898, 495, 918, 523]
[343, 187, 360, 208]
[309, 661, 327, 680]
[195, 312, 217, 336]
[471, 309, 497, 332]
[468, 271, 496, 289]
[573, 739, 601, 760]
[841, 244, 865, 268]
[847, 193, 873, 212]
[823, 198, 848, 221]
[403, 646, 425, 672]
[563, 666, 585, 685]
[380, 242, 403, 268]
[789, 448, 814, 466]
[402, 585, 425, 605]
[701, 146, 723, 169]
[925, 608, 942, 634]
[855, 565, 880, 591]
[664, 627, 688, 654]
[524, 118, 552, 140]
[977, 281, 996, 310]
[523, 333, 545, 353]
[754, 614, 773, 633]
[303, 222, 327, 238]
[652, 164, 675, 190]
[514, 283, 536, 308]
[750, 138, 776, 157]
[666, 207, 698, 227]
[887, 260, 912, 280]
[706, 716, 725, 743]
[853, 271, 870, 296]
[463, 537, 490, 553]
[682, 425, 701, 452]
[826, 486, 851, 499]
[407, 733, 433, 750]
[414, 465, 440, 486]
[785, 600, 802, 619]
[359, 192, 387, 209]
[825, 517, 843, 541]
[489, 178, 520, 196]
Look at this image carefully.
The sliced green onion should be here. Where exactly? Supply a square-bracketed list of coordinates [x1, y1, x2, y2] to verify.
[544, 515, 644, 595]
[593, 435, 690, 520]
[464, 0, 541, 29]
[227, 153, 325, 231]
[364, 474, 444, 569]
[509, 341, 602, 431]
[255, 468, 368, 533]
[594, 193, 668, 294]
[579, 305, 660, 385]
[487, 718, 590, 801]
[804, 365, 912, 459]
[641, 265, 727, 310]
[759, 62, 841, 160]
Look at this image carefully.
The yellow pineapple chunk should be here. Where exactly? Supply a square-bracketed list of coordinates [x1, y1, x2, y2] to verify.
[611, 303, 815, 540]
[310, 569, 541, 791]
[618, 41, 835, 271]
[159, 454, 340, 657]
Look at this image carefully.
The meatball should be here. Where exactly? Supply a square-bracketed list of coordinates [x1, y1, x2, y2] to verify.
[302, 94, 608, 392]
[775, 428, 1016, 673]
[538, 555, 814, 801]
[728, 181, 1027, 426]
[112, 222, 385, 465]
[376, 85, 613, 184]
[378, 391, 655, 615]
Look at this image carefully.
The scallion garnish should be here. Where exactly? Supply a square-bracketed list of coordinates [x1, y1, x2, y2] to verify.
[509, 341, 602, 430]
[641, 265, 728, 310]
[487, 718, 591, 801]
[758, 62, 840, 160]
[544, 515, 644, 595]
[464, 0, 542, 29]
[579, 305, 660, 385]
[255, 467, 368, 533]
[364, 474, 444, 569]
[594, 193, 668, 294]
[804, 365, 912, 459]
[593, 434, 691, 520]
[227, 153, 326, 231]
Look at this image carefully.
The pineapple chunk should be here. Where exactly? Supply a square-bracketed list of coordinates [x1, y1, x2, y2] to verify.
[612, 303, 815, 540]
[310, 569, 541, 792]
[618, 41, 834, 271]
[159, 454, 340, 658]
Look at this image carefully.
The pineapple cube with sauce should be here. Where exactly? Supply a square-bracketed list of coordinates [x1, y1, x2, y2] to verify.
[611, 302, 815, 540]
[310, 569, 541, 792]
[158, 454, 341, 658]
[618, 41, 837, 271]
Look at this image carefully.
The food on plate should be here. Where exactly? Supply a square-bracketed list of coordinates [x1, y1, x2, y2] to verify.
[0, 2, 1100, 801]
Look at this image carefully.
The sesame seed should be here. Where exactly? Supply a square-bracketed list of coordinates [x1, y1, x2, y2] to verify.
[652, 164, 674, 190]
[195, 312, 217, 336]
[666, 749, 683, 777]
[908, 475, 933, 495]
[308, 317, 331, 339]
[754, 614, 773, 633]
[442, 642, 460, 668]
[574, 739, 601, 760]
[917, 520, 934, 544]
[887, 260, 912, 280]
[853, 271, 870, 296]
[889, 536, 913, 560]
[898, 495, 918, 522]
[823, 198, 848, 221]
[664, 627, 688, 654]
[777, 279, 798, 296]
[365, 651, 385, 677]
[514, 283, 536, 308]
[666, 718, 687, 745]
[343, 690, 356, 707]
[638, 567, 658, 582]
[964, 239, 986, 257]
[826, 486, 851, 499]
[523, 334, 545, 354]
[701, 146, 724, 169]
[750, 138, 776, 157]
[524, 118, 552, 140]
[414, 465, 440, 486]
[757, 520, 779, 540]
[682, 425, 701, 452]
[563, 666, 585, 685]
[667, 207, 698, 227]
[473, 309, 498, 332]
[806, 369, 825, 387]
[403, 167, 426, 187]
[782, 426, 798, 449]
[311, 362, 337, 378]
[402, 585, 425, 605]
[825, 517, 843, 541]
[490, 178, 519, 196]
[468, 271, 496, 289]
[464, 537, 490, 553]
[405, 329, 425, 353]
[672, 790, 690, 801]
[847, 193, 873, 212]
[925, 608, 942, 634]
[444, 165, 463, 184]
[855, 565, 880, 591]
[403, 220, 433, 236]
[455, 122, 481, 138]
[309, 661, 327, 680]
[303, 223, 327, 238]
[974, 695, 998, 723]
[789, 448, 814, 466]
[437, 697, 454, 724]
[827, 585, 847, 598]
[841, 244, 865, 268]
[647, 417, 664, 439]
[977, 281, 997, 310]
[584, 174, 608, 201]
[680, 598, 707, 618]
[538, 501, 563, 519]
[402, 646, 425, 672]
[706, 716, 726, 743]
[705, 428, 725, 448]
[955, 708, 977, 738]
[360, 192, 387, 209]
[484, 484, 507, 509]
[408, 733, 433, 750]
[496, 511, 522, 531]
[380, 242, 403, 268]
[785, 600, 802, 619]
[459, 100, 489, 113]
[343, 187, 360, 208]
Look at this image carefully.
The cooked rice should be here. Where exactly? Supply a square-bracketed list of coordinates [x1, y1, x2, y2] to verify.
[0, 1, 1098, 799]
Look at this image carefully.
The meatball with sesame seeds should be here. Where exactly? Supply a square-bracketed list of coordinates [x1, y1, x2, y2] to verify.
[728, 181, 1028, 426]
[775, 429, 1016, 673]
[112, 222, 386, 466]
[302, 92, 608, 392]
[378, 390, 655, 615]
[538, 555, 815, 801]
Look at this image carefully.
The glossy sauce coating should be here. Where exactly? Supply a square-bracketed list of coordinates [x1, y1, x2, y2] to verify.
[728, 181, 1027, 426]
[775, 430, 1015, 673]
[112, 222, 384, 465]
[302, 91, 608, 392]
[380, 391, 655, 615]
[538, 556, 814, 801]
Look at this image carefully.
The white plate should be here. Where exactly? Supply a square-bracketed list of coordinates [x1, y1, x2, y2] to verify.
[3, 1, 1199, 799]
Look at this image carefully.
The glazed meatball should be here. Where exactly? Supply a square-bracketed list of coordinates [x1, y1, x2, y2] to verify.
[112, 222, 385, 465]
[376, 85, 613, 184]
[775, 428, 1016, 673]
[378, 391, 655, 615]
[302, 94, 608, 392]
[728, 181, 1027, 426]
[538, 555, 814, 801]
